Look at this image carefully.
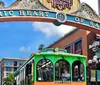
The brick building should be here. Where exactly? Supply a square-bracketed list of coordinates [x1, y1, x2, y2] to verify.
[48, 29, 97, 60]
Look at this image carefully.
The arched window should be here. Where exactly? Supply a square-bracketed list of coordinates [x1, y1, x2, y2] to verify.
[72, 61, 84, 81]
[37, 59, 53, 81]
[55, 59, 70, 83]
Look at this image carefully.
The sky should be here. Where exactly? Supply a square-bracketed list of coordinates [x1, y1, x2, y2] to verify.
[0, 0, 98, 60]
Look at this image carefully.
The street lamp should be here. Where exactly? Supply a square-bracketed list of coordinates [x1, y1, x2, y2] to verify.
[88, 55, 100, 85]
[88, 59, 92, 64]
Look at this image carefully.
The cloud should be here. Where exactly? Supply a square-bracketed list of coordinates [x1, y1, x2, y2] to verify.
[20, 46, 31, 52]
[32, 22, 75, 37]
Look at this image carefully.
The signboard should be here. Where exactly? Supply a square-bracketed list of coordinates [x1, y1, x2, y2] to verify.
[90, 70, 96, 82]
[0, 10, 50, 17]
[97, 70, 100, 82]
[89, 41, 100, 52]
[96, 52, 100, 58]
[0, 0, 99, 34]
[0, 9, 100, 28]
[7, 0, 80, 14]
[38, 0, 80, 13]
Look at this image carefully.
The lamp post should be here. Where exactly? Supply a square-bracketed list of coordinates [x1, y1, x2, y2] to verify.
[93, 55, 98, 85]
[88, 55, 100, 85]
[88, 59, 92, 85]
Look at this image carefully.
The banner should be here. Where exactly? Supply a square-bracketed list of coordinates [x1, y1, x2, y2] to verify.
[97, 70, 100, 82]
[90, 70, 96, 82]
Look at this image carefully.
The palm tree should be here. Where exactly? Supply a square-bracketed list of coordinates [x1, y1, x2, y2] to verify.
[3, 74, 15, 85]
[38, 44, 45, 52]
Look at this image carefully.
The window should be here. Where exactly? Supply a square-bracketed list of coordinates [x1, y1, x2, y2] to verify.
[75, 40, 82, 50]
[19, 61, 23, 66]
[6, 73, 10, 77]
[14, 67, 17, 72]
[37, 59, 53, 81]
[14, 61, 17, 66]
[72, 61, 84, 81]
[55, 60, 70, 83]
[6, 61, 12, 66]
[75, 40, 82, 54]
[65, 46, 70, 53]
[6, 67, 12, 71]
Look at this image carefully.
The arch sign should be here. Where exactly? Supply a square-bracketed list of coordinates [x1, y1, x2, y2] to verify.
[0, 0, 100, 34]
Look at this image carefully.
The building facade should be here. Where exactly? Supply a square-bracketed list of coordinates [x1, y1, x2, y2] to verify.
[48, 29, 97, 60]
[0, 58, 27, 85]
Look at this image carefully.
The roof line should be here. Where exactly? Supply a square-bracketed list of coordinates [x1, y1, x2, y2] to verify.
[48, 28, 79, 47]
[0, 58, 28, 64]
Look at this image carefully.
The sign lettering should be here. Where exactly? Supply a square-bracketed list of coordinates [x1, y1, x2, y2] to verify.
[47, 0, 73, 10]
[0, 9, 99, 32]
[0, 10, 49, 17]
[74, 16, 100, 28]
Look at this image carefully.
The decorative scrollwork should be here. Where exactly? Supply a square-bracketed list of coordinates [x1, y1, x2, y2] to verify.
[8, 0, 47, 10]
[76, 2, 100, 21]
[0, 1, 5, 9]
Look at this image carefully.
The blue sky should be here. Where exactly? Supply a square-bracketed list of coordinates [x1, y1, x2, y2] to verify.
[0, 21, 62, 59]
[0, 0, 98, 60]
[0, 0, 72, 59]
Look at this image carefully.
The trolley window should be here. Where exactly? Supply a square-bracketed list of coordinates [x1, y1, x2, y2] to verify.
[72, 61, 84, 82]
[37, 59, 53, 82]
[55, 59, 70, 83]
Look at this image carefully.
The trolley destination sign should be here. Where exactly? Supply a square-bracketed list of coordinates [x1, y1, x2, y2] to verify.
[0, 9, 100, 29]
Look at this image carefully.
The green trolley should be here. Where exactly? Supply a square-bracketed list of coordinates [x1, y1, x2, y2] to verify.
[14, 48, 86, 85]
